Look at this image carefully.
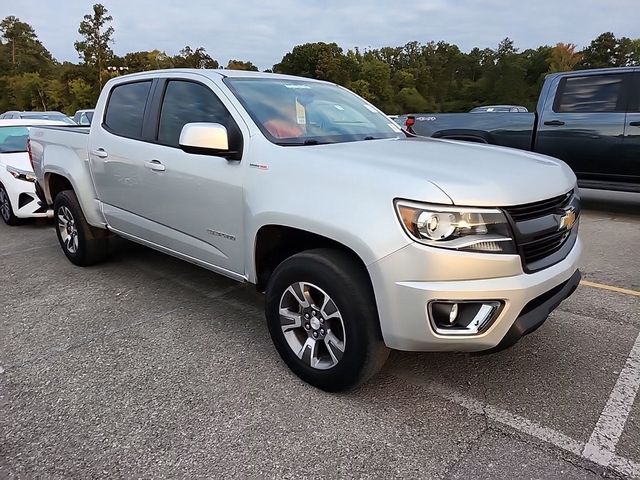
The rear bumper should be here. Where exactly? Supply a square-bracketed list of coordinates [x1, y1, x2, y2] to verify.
[368, 236, 583, 352]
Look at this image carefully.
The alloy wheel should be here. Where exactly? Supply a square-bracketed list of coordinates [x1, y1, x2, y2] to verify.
[57, 205, 79, 254]
[0, 188, 10, 222]
[279, 281, 346, 370]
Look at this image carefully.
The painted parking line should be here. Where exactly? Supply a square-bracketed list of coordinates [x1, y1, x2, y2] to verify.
[580, 280, 640, 297]
[583, 331, 640, 467]
[390, 370, 640, 478]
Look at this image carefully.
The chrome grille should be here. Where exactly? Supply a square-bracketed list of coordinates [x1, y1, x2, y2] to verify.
[503, 191, 572, 221]
[520, 230, 572, 265]
[502, 190, 578, 272]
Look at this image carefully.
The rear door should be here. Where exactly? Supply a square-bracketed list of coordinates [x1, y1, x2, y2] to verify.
[621, 70, 640, 186]
[535, 72, 631, 183]
[89, 79, 155, 216]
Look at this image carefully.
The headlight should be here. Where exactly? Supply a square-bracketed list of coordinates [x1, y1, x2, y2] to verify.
[395, 200, 516, 254]
[7, 166, 36, 183]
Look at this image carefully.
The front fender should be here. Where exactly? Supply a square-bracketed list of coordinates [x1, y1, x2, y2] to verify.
[246, 212, 412, 283]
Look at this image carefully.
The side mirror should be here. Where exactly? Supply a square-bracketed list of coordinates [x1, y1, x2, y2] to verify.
[179, 122, 231, 156]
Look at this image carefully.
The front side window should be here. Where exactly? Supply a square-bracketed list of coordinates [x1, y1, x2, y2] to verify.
[554, 74, 626, 113]
[0, 127, 29, 153]
[225, 78, 404, 145]
[104, 81, 152, 137]
[158, 80, 231, 147]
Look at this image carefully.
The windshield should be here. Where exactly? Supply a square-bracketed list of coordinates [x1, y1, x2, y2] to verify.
[0, 126, 29, 153]
[225, 78, 404, 145]
[21, 113, 76, 124]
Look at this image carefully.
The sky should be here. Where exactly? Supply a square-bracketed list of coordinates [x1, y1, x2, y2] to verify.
[1, 0, 638, 70]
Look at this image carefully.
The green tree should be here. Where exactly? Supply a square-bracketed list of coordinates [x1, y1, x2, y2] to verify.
[74, 3, 114, 89]
[120, 50, 173, 72]
[6, 73, 48, 110]
[173, 46, 218, 69]
[0, 16, 54, 74]
[226, 59, 258, 71]
[274, 42, 353, 85]
[580, 32, 630, 68]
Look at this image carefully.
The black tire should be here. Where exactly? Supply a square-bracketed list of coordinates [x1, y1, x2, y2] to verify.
[0, 183, 22, 226]
[265, 248, 389, 392]
[53, 190, 109, 266]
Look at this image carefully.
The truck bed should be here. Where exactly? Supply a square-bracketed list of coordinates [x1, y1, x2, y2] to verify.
[409, 112, 536, 151]
[29, 125, 90, 182]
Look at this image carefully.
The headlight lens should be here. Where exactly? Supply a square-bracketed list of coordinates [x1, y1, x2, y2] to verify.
[396, 200, 516, 254]
[7, 166, 36, 183]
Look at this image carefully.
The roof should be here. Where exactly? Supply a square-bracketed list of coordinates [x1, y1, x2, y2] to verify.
[0, 119, 69, 127]
[2, 110, 67, 115]
[545, 66, 638, 79]
[112, 68, 327, 84]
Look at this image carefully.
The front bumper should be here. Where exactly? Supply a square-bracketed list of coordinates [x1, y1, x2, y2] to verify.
[368, 236, 583, 352]
[2, 172, 49, 219]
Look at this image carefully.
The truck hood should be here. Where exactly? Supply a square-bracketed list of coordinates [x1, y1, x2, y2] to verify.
[309, 137, 576, 206]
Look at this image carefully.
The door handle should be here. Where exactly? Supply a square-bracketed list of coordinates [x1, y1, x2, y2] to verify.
[144, 160, 165, 172]
[630, 121, 640, 127]
[544, 120, 565, 126]
[91, 148, 108, 158]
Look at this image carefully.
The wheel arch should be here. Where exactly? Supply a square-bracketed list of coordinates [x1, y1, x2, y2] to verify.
[43, 168, 106, 228]
[253, 224, 373, 294]
[431, 129, 492, 144]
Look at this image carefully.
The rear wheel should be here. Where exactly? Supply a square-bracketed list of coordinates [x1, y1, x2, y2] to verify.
[0, 183, 21, 226]
[265, 249, 389, 392]
[54, 190, 109, 266]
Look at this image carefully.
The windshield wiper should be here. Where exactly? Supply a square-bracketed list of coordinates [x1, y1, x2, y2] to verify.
[363, 136, 377, 140]
[277, 139, 327, 146]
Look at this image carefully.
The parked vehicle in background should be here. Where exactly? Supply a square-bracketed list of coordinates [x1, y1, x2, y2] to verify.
[73, 109, 94, 126]
[0, 119, 68, 225]
[0, 111, 76, 125]
[469, 105, 529, 113]
[404, 67, 640, 193]
[31, 69, 581, 391]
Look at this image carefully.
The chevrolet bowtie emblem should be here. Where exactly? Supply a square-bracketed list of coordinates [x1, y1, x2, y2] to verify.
[559, 208, 577, 230]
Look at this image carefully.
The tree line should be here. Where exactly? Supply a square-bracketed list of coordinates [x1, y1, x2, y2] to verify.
[1, 3, 639, 115]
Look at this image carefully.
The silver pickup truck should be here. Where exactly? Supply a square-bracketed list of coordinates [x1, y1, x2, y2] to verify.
[29, 69, 582, 391]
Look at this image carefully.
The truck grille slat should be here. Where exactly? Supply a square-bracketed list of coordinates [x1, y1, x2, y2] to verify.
[502, 190, 578, 272]
[503, 191, 572, 221]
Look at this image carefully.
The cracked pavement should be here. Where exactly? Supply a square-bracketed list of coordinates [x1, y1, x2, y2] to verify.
[1, 189, 639, 479]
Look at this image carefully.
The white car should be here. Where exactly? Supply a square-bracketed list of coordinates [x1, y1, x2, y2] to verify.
[0, 119, 68, 225]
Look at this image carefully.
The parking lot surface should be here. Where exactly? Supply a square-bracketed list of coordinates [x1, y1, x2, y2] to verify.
[1, 189, 639, 479]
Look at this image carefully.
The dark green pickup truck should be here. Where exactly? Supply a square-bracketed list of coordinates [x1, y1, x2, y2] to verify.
[404, 67, 640, 193]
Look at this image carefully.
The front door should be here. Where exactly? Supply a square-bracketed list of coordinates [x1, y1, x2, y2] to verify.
[124, 79, 246, 275]
[535, 72, 630, 183]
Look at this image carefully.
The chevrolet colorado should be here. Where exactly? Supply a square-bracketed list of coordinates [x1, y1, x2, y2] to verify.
[404, 67, 640, 193]
[30, 69, 582, 391]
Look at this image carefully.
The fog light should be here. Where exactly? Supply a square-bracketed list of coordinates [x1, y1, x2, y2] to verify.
[449, 303, 459, 324]
[429, 301, 502, 336]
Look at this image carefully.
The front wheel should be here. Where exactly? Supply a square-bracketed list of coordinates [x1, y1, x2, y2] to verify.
[265, 249, 389, 392]
[0, 183, 21, 226]
[54, 190, 109, 266]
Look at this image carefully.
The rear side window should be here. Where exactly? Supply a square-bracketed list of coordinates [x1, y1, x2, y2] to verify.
[554, 74, 626, 113]
[157, 80, 231, 147]
[104, 81, 152, 137]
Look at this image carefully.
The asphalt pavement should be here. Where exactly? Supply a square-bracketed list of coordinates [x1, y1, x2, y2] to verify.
[1, 189, 639, 479]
